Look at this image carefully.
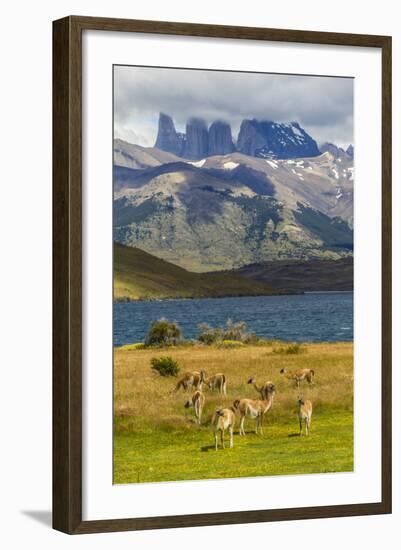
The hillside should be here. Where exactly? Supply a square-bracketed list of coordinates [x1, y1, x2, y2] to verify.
[113, 137, 353, 272]
[224, 257, 353, 293]
[114, 242, 278, 301]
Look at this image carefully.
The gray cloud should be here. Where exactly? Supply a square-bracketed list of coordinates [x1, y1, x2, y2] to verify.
[114, 65, 353, 149]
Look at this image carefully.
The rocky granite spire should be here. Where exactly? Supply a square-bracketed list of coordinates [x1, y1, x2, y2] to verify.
[236, 120, 267, 156]
[154, 113, 184, 156]
[208, 121, 235, 156]
[183, 118, 209, 160]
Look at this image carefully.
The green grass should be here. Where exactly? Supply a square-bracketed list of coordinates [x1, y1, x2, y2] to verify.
[114, 342, 353, 484]
[114, 242, 278, 301]
[114, 407, 353, 484]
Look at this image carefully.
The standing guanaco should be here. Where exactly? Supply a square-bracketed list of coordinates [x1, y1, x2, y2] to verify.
[233, 382, 276, 436]
[203, 373, 227, 394]
[298, 398, 312, 436]
[247, 377, 273, 400]
[175, 370, 205, 391]
[280, 367, 314, 388]
[184, 390, 205, 425]
[211, 407, 235, 450]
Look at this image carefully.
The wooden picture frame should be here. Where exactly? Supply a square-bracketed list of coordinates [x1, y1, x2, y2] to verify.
[53, 15, 392, 534]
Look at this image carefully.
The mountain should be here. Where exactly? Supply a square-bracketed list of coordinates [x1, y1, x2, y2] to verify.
[183, 118, 209, 159]
[114, 138, 181, 170]
[154, 113, 185, 156]
[320, 142, 353, 160]
[113, 140, 353, 272]
[114, 242, 278, 300]
[153, 113, 320, 161]
[346, 144, 354, 159]
[237, 120, 320, 159]
[223, 257, 353, 293]
[208, 120, 235, 156]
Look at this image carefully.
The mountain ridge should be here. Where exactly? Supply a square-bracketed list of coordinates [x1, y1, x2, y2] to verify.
[113, 139, 353, 272]
[154, 112, 325, 160]
[114, 242, 279, 300]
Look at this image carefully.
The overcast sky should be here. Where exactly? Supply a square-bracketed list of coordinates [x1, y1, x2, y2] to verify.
[114, 65, 353, 149]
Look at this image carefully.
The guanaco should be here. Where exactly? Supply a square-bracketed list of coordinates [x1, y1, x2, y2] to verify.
[203, 373, 227, 394]
[175, 370, 205, 391]
[233, 382, 275, 436]
[247, 377, 274, 400]
[184, 390, 205, 425]
[298, 398, 312, 436]
[280, 367, 314, 388]
[211, 407, 235, 450]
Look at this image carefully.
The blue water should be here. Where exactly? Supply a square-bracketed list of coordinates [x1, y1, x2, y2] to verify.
[113, 292, 353, 347]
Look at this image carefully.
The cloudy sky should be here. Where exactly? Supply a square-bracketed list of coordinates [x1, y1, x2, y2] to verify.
[114, 65, 353, 149]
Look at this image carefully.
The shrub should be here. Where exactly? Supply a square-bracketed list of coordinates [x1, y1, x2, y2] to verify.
[120, 342, 145, 351]
[145, 318, 182, 347]
[224, 319, 248, 341]
[218, 340, 245, 348]
[272, 343, 306, 355]
[197, 319, 254, 345]
[197, 323, 223, 345]
[150, 356, 180, 377]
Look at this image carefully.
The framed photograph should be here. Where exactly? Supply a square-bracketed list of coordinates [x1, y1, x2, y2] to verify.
[53, 16, 392, 534]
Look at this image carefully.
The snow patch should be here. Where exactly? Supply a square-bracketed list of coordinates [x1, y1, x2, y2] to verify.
[266, 160, 278, 169]
[187, 159, 206, 168]
[291, 124, 303, 137]
[223, 161, 239, 170]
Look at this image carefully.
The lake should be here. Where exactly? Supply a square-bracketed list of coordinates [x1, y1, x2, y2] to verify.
[113, 292, 353, 347]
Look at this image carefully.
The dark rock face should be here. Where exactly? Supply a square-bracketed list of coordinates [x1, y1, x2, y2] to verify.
[237, 120, 320, 159]
[154, 113, 321, 161]
[155, 113, 184, 156]
[208, 121, 234, 156]
[346, 144, 354, 159]
[320, 142, 346, 158]
[236, 120, 267, 156]
[183, 118, 209, 159]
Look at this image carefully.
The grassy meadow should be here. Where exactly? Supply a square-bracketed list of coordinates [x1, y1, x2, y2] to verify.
[114, 341, 353, 484]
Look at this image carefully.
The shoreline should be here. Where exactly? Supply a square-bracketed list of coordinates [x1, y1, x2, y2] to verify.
[114, 289, 353, 303]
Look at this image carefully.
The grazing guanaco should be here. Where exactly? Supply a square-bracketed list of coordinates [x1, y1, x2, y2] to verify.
[280, 367, 314, 388]
[203, 373, 227, 394]
[298, 398, 312, 436]
[247, 377, 273, 400]
[175, 370, 205, 392]
[184, 390, 205, 425]
[233, 382, 276, 436]
[211, 407, 235, 450]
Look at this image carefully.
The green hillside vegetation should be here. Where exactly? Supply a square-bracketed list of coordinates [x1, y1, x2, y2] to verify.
[114, 242, 279, 301]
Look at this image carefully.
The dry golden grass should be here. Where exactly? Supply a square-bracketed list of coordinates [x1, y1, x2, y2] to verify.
[114, 341, 353, 432]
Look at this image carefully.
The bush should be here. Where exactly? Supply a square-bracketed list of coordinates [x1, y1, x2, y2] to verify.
[218, 340, 245, 348]
[197, 319, 254, 345]
[224, 319, 248, 341]
[145, 318, 182, 347]
[197, 323, 223, 345]
[120, 342, 145, 351]
[272, 343, 306, 355]
[150, 356, 180, 377]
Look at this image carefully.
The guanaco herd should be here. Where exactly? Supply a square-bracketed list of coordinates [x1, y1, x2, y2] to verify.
[176, 367, 315, 450]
